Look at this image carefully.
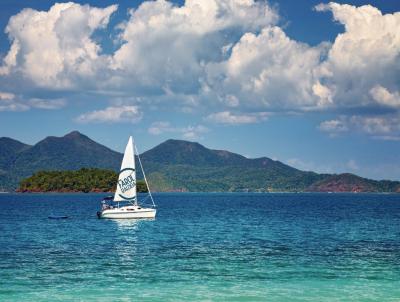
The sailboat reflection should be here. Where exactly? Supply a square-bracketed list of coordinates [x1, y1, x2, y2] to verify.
[110, 218, 154, 265]
[112, 218, 155, 230]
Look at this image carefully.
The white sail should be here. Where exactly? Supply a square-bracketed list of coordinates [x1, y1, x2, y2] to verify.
[114, 136, 137, 203]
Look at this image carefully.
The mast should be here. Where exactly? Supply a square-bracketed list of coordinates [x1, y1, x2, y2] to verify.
[135, 145, 156, 208]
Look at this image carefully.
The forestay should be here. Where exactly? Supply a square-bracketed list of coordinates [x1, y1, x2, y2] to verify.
[114, 136, 137, 203]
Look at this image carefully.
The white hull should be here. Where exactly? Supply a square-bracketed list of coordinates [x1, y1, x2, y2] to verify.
[98, 205, 156, 219]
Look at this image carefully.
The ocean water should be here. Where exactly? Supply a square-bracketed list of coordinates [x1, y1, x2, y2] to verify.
[0, 193, 400, 301]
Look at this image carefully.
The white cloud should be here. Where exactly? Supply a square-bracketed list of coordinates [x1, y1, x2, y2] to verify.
[76, 106, 142, 123]
[350, 115, 398, 135]
[318, 119, 348, 134]
[206, 111, 268, 125]
[148, 121, 208, 139]
[312, 81, 334, 107]
[0, 1, 399, 129]
[0, 40, 19, 76]
[314, 3, 400, 139]
[319, 114, 400, 140]
[148, 121, 174, 135]
[206, 26, 327, 111]
[0, 3, 117, 88]
[109, 0, 277, 95]
[206, 2, 400, 114]
[0, 103, 29, 112]
[315, 2, 400, 110]
[0, 92, 15, 101]
[0, 92, 65, 111]
[29, 98, 66, 110]
[370, 85, 400, 108]
[0, 91, 28, 111]
[182, 125, 209, 140]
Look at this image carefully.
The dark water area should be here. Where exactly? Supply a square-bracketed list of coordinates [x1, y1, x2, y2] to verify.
[0, 193, 400, 301]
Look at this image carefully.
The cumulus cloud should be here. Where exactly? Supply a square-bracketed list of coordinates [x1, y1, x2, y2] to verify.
[319, 114, 400, 140]
[148, 121, 173, 135]
[351, 115, 400, 135]
[109, 0, 277, 95]
[182, 125, 209, 140]
[0, 91, 28, 111]
[206, 2, 400, 113]
[205, 2, 399, 115]
[0, 2, 117, 88]
[0, 92, 66, 111]
[29, 98, 66, 110]
[206, 111, 268, 125]
[76, 106, 142, 123]
[318, 119, 348, 134]
[0, 103, 29, 112]
[148, 121, 208, 139]
[0, 0, 399, 134]
[312, 3, 400, 139]
[370, 85, 400, 108]
[315, 2, 400, 110]
[0, 92, 15, 100]
[206, 26, 328, 111]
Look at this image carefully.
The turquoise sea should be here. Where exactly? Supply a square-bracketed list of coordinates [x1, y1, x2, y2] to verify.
[0, 193, 400, 301]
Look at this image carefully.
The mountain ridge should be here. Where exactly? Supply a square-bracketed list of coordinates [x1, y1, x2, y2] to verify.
[0, 131, 399, 193]
[141, 138, 295, 169]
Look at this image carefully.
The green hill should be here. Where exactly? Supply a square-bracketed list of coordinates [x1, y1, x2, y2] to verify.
[1, 131, 399, 193]
[0, 132, 122, 190]
[0, 137, 30, 171]
[137, 139, 326, 192]
[0, 137, 32, 191]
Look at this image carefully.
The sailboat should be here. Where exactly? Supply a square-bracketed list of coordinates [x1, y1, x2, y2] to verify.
[97, 136, 156, 219]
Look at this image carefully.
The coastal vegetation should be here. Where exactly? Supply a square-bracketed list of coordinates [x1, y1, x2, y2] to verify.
[18, 168, 148, 193]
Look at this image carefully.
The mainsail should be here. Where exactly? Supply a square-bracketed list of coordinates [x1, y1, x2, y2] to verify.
[114, 136, 137, 203]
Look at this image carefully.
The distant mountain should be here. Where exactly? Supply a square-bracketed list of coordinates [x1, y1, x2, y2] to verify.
[0, 131, 122, 190]
[0, 137, 30, 172]
[1, 131, 399, 192]
[141, 139, 292, 169]
[12, 131, 122, 173]
[0, 137, 32, 190]
[141, 139, 249, 166]
[139, 139, 325, 192]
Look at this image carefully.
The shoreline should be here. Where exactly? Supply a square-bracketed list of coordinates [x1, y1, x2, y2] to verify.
[2, 191, 399, 195]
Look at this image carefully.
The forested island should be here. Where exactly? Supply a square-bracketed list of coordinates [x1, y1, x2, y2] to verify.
[17, 168, 148, 193]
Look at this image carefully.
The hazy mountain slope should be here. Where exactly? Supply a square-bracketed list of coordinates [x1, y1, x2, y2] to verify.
[0, 137, 30, 172]
[13, 131, 121, 174]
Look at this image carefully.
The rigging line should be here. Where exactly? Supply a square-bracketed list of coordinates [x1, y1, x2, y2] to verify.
[135, 144, 156, 208]
[141, 195, 150, 202]
[138, 194, 150, 205]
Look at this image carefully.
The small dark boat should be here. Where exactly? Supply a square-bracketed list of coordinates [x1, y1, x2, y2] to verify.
[48, 215, 68, 219]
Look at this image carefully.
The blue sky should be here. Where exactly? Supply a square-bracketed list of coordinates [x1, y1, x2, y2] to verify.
[0, 0, 399, 180]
